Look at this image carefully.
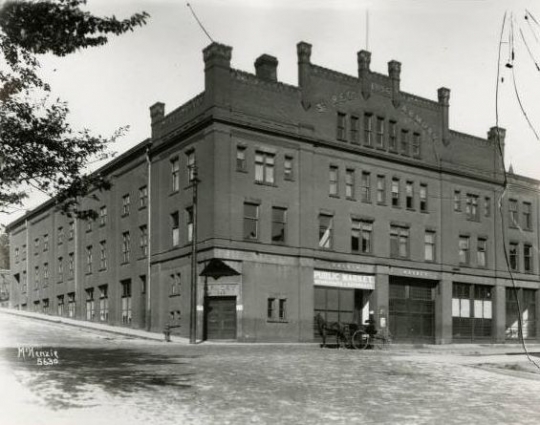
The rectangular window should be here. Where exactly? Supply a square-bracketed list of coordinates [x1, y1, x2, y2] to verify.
[86, 288, 95, 321]
[318, 214, 333, 249]
[34, 237, 40, 253]
[419, 184, 428, 212]
[22, 244, 26, 260]
[99, 206, 107, 226]
[121, 280, 132, 325]
[42, 299, 49, 315]
[43, 263, 49, 286]
[459, 236, 470, 265]
[329, 166, 339, 196]
[58, 227, 64, 245]
[376, 117, 385, 148]
[284, 155, 294, 181]
[524, 244, 533, 273]
[58, 257, 63, 282]
[186, 150, 196, 182]
[57, 295, 64, 316]
[391, 178, 400, 207]
[122, 194, 130, 216]
[279, 299, 287, 320]
[361, 172, 371, 203]
[412, 133, 421, 157]
[85, 245, 93, 274]
[140, 225, 148, 256]
[69, 221, 74, 240]
[337, 112, 347, 141]
[171, 212, 180, 247]
[484, 197, 491, 217]
[506, 288, 536, 339]
[244, 203, 259, 240]
[267, 298, 275, 319]
[68, 253, 74, 279]
[350, 115, 359, 144]
[170, 273, 181, 296]
[466, 194, 479, 221]
[255, 151, 275, 184]
[390, 226, 410, 259]
[509, 242, 519, 271]
[99, 285, 109, 322]
[389, 121, 397, 151]
[86, 219, 92, 233]
[363, 113, 373, 146]
[140, 275, 147, 295]
[376, 175, 386, 205]
[34, 266, 39, 290]
[509, 199, 518, 227]
[267, 298, 287, 321]
[171, 157, 180, 192]
[345, 169, 355, 199]
[236, 145, 246, 171]
[271, 207, 287, 244]
[351, 219, 372, 254]
[67, 292, 75, 318]
[15, 248, 19, 263]
[424, 231, 436, 262]
[43, 234, 48, 252]
[477, 238, 487, 268]
[454, 190, 461, 211]
[186, 207, 194, 243]
[139, 186, 148, 209]
[406, 181, 414, 209]
[523, 202, 532, 230]
[99, 241, 107, 270]
[122, 231, 131, 263]
[400, 130, 409, 155]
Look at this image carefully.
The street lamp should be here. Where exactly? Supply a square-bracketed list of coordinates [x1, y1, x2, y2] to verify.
[189, 162, 199, 344]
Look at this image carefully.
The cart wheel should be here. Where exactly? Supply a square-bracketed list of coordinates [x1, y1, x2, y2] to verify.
[352, 330, 369, 349]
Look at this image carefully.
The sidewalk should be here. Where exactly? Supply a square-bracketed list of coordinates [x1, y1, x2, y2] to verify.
[0, 307, 189, 344]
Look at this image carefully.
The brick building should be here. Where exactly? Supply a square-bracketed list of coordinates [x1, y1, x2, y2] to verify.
[6, 42, 540, 343]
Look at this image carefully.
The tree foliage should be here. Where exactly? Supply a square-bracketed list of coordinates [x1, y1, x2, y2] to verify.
[0, 0, 149, 219]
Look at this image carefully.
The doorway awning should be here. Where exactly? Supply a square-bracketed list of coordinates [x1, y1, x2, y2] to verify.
[200, 258, 240, 280]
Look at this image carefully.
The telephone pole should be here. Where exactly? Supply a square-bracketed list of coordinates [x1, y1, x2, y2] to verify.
[189, 162, 199, 344]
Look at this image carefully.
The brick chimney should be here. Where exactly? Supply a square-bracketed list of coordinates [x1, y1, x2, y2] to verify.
[255, 54, 278, 82]
[438, 87, 450, 145]
[297, 41, 312, 88]
[203, 42, 233, 106]
[149, 102, 165, 125]
[388, 60, 401, 107]
[358, 50, 372, 99]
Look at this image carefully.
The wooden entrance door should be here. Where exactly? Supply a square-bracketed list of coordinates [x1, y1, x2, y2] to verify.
[206, 296, 237, 340]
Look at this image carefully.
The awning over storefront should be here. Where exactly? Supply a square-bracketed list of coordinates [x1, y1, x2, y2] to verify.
[200, 259, 240, 280]
[314, 270, 375, 290]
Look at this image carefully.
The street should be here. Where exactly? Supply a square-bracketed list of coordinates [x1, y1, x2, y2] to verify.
[1, 313, 540, 424]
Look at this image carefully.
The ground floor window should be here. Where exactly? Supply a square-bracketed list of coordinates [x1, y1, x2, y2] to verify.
[121, 280, 132, 325]
[506, 288, 536, 339]
[267, 297, 287, 322]
[57, 295, 64, 316]
[452, 283, 492, 339]
[43, 298, 49, 315]
[67, 292, 76, 318]
[99, 285, 109, 321]
[86, 288, 95, 321]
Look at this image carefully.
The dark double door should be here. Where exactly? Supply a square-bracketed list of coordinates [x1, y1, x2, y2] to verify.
[205, 296, 237, 340]
[389, 278, 436, 342]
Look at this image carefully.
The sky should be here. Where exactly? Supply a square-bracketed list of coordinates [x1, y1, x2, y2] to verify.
[2, 0, 540, 227]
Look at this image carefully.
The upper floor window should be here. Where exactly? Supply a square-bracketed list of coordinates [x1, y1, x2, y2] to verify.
[139, 225, 148, 256]
[509, 242, 519, 271]
[484, 197, 491, 217]
[122, 231, 131, 263]
[524, 244, 533, 273]
[15, 248, 19, 263]
[419, 184, 428, 212]
[523, 202, 532, 230]
[186, 150, 196, 182]
[376, 176, 386, 205]
[350, 115, 359, 144]
[22, 244, 26, 259]
[376, 117, 385, 149]
[99, 241, 107, 270]
[68, 221, 74, 239]
[406, 181, 414, 209]
[509, 199, 518, 227]
[86, 245, 93, 274]
[391, 178, 400, 207]
[318, 214, 333, 250]
[122, 194, 130, 216]
[424, 231, 436, 262]
[466, 194, 479, 221]
[337, 112, 347, 141]
[477, 238, 487, 268]
[236, 145, 246, 172]
[284, 156, 294, 181]
[186, 207, 194, 243]
[454, 191, 461, 211]
[68, 253, 74, 279]
[139, 186, 148, 209]
[271, 207, 287, 244]
[86, 219, 93, 233]
[244, 203, 259, 240]
[345, 169, 355, 199]
[43, 234, 48, 252]
[171, 157, 180, 192]
[390, 226, 409, 259]
[58, 257, 63, 281]
[351, 219, 372, 254]
[58, 227, 64, 245]
[329, 166, 339, 196]
[363, 113, 373, 146]
[388, 121, 397, 151]
[34, 237, 40, 253]
[99, 206, 107, 226]
[412, 133, 421, 157]
[400, 130, 409, 155]
[458, 236, 470, 265]
[361, 172, 371, 203]
[255, 151, 275, 185]
[171, 212, 180, 247]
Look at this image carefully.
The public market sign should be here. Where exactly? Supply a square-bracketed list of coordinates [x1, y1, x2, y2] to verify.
[314, 271, 375, 290]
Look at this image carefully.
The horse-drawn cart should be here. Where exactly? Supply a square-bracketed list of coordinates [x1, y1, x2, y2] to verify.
[314, 313, 391, 349]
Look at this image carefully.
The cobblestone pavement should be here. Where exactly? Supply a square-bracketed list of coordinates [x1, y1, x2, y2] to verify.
[1, 313, 540, 425]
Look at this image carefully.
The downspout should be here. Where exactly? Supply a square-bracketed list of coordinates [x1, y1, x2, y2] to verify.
[146, 144, 152, 331]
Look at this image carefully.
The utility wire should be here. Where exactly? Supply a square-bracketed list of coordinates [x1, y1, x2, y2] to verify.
[187, 2, 214, 43]
[519, 27, 540, 71]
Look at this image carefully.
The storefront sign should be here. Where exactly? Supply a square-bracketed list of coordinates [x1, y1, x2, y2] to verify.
[207, 284, 239, 297]
[314, 271, 375, 290]
[391, 267, 439, 280]
[314, 261, 374, 274]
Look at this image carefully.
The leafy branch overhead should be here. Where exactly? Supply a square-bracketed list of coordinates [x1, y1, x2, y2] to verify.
[0, 0, 149, 218]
